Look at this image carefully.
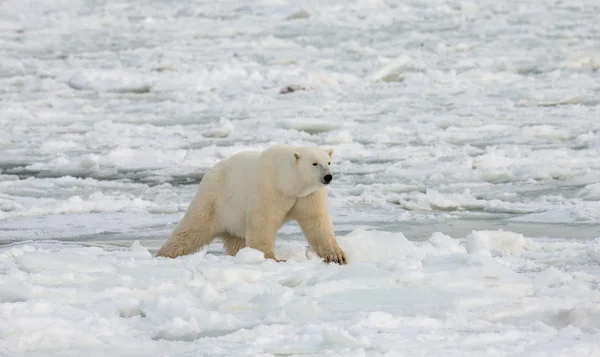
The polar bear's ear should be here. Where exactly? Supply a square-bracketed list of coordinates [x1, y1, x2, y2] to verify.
[294, 152, 301, 161]
[325, 148, 334, 158]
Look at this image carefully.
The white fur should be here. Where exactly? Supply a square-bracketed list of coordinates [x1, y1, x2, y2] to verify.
[156, 145, 347, 264]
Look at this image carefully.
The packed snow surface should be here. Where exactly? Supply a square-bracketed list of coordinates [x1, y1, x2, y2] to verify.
[1, 0, 600, 355]
[2, 231, 600, 357]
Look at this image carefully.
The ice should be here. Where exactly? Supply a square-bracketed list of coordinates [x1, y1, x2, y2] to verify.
[285, 9, 311, 21]
[280, 119, 343, 134]
[67, 70, 154, 93]
[466, 230, 529, 257]
[510, 202, 600, 224]
[587, 238, 600, 263]
[2, 0, 600, 355]
[522, 125, 571, 140]
[561, 53, 600, 70]
[0, 56, 25, 77]
[366, 55, 417, 83]
[2, 229, 600, 356]
[201, 118, 235, 138]
[533, 267, 570, 290]
[337, 228, 419, 263]
[234, 247, 268, 264]
[578, 184, 600, 200]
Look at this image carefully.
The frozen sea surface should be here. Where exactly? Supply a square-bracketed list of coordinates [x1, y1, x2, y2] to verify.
[1, 0, 600, 355]
[2, 232, 600, 357]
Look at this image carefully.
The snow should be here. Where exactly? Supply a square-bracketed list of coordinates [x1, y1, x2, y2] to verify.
[1, 230, 600, 356]
[2, 0, 600, 355]
[68, 70, 154, 93]
[587, 238, 600, 264]
[466, 230, 529, 256]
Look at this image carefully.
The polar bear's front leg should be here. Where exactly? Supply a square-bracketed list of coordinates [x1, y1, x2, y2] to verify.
[288, 189, 347, 265]
[245, 223, 284, 262]
[244, 196, 294, 262]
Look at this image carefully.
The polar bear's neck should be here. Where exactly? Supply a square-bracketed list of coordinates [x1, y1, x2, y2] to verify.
[296, 184, 323, 198]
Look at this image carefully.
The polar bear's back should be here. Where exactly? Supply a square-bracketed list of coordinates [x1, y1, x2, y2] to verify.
[218, 150, 262, 181]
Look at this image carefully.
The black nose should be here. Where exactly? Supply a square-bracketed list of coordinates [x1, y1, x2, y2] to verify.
[323, 174, 332, 183]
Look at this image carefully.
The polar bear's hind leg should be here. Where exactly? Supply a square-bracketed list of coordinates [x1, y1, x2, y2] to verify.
[222, 234, 246, 256]
[156, 199, 218, 258]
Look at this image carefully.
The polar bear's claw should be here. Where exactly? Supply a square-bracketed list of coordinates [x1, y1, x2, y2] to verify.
[323, 249, 348, 265]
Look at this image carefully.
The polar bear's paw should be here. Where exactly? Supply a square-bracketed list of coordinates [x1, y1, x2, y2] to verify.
[263, 251, 288, 263]
[321, 246, 347, 265]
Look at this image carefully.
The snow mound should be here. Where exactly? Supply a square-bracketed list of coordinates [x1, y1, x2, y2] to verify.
[337, 228, 418, 263]
[234, 247, 266, 264]
[0, 56, 26, 77]
[366, 55, 422, 82]
[587, 238, 600, 263]
[578, 184, 600, 200]
[466, 230, 529, 256]
[202, 118, 235, 138]
[280, 120, 342, 134]
[68, 69, 154, 93]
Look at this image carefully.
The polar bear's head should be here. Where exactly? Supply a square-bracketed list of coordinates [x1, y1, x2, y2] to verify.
[293, 147, 334, 188]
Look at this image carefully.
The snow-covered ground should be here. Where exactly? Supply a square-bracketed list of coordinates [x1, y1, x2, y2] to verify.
[2, 232, 600, 356]
[1, 0, 600, 355]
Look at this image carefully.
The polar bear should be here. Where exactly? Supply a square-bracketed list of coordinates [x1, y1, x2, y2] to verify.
[156, 145, 347, 264]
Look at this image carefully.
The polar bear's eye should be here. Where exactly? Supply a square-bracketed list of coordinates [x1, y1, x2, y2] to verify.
[328, 162, 331, 165]
[312, 162, 318, 166]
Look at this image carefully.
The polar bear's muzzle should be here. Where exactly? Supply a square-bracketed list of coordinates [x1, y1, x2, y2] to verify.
[317, 163, 333, 185]
[321, 172, 333, 185]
